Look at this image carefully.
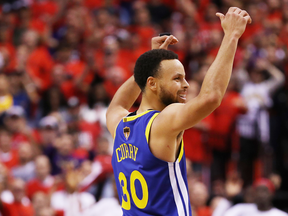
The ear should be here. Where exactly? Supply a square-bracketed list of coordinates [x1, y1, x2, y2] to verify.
[147, 76, 157, 91]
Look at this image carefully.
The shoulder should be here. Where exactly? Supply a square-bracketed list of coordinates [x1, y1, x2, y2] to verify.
[51, 191, 66, 201]
[153, 103, 183, 123]
[270, 208, 288, 216]
[79, 192, 96, 208]
[97, 197, 120, 207]
[79, 192, 95, 201]
[231, 203, 256, 209]
[224, 203, 256, 215]
[106, 107, 129, 138]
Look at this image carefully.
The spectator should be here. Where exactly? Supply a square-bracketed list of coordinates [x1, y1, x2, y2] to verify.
[0, 127, 18, 170]
[147, 0, 172, 26]
[78, 136, 113, 199]
[61, 96, 81, 134]
[26, 155, 59, 200]
[0, 178, 33, 216]
[0, 162, 12, 202]
[0, 24, 16, 73]
[40, 86, 67, 118]
[211, 184, 255, 216]
[209, 76, 247, 182]
[4, 106, 36, 148]
[237, 58, 285, 186]
[189, 181, 212, 216]
[38, 115, 59, 150]
[183, 80, 213, 177]
[38, 207, 56, 216]
[51, 168, 95, 216]
[83, 176, 122, 216]
[0, 74, 13, 116]
[32, 191, 53, 216]
[58, 96, 102, 157]
[53, 43, 92, 102]
[0, 47, 13, 74]
[83, 82, 110, 127]
[48, 133, 82, 175]
[130, 2, 156, 50]
[20, 30, 54, 91]
[223, 178, 288, 216]
[11, 142, 35, 182]
[8, 71, 38, 118]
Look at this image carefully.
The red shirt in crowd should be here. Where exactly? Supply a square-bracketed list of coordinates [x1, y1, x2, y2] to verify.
[26, 46, 54, 91]
[1, 201, 34, 216]
[60, 60, 93, 102]
[183, 114, 214, 164]
[31, 0, 59, 21]
[26, 177, 64, 200]
[0, 150, 19, 170]
[197, 206, 212, 216]
[209, 91, 246, 151]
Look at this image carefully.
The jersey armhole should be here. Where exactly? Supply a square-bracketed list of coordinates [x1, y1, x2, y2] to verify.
[113, 119, 122, 140]
[178, 140, 184, 163]
[145, 113, 184, 163]
[145, 113, 160, 143]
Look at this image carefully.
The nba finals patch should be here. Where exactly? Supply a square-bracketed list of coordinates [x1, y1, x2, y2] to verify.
[123, 126, 130, 140]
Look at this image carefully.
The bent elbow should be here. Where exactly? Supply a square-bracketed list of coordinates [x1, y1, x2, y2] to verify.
[206, 94, 222, 109]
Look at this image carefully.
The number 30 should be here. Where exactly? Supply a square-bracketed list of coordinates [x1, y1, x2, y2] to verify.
[118, 170, 148, 210]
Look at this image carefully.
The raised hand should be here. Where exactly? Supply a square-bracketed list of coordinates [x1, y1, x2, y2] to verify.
[151, 35, 178, 50]
[216, 7, 252, 39]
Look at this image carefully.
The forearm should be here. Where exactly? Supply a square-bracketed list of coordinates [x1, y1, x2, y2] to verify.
[199, 35, 239, 102]
[108, 76, 140, 112]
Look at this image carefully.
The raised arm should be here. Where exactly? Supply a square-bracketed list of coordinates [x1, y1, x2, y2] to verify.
[150, 7, 252, 161]
[106, 76, 141, 137]
[255, 58, 285, 94]
[106, 35, 178, 137]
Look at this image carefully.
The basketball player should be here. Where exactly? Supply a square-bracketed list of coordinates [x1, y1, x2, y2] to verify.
[106, 7, 252, 216]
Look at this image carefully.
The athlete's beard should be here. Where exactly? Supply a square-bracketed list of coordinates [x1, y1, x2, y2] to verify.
[159, 85, 179, 106]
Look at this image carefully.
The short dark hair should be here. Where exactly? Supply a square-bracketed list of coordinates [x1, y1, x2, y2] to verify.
[134, 49, 178, 91]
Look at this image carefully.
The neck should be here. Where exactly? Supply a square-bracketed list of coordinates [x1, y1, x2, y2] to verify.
[38, 175, 47, 182]
[138, 93, 165, 114]
[257, 203, 272, 211]
[20, 159, 29, 165]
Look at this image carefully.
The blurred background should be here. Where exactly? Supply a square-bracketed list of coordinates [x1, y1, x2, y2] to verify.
[0, 0, 288, 215]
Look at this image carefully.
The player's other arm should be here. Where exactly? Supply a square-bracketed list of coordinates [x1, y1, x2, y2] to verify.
[106, 36, 178, 137]
[156, 7, 252, 135]
[106, 76, 141, 137]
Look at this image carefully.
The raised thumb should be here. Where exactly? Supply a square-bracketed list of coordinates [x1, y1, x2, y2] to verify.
[216, 12, 224, 21]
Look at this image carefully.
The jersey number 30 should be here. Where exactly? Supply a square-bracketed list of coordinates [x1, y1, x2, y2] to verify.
[118, 171, 148, 210]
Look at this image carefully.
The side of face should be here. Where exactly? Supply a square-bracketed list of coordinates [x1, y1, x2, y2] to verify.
[154, 59, 189, 106]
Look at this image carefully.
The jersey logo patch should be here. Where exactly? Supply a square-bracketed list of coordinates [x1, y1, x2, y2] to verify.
[123, 127, 130, 140]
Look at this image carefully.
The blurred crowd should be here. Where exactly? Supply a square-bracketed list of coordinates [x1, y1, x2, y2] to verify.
[0, 0, 288, 215]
